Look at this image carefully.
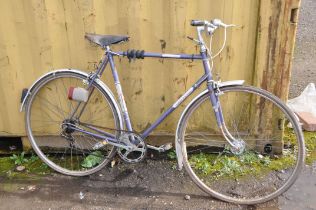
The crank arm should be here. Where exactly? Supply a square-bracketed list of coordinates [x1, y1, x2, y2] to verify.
[93, 140, 132, 151]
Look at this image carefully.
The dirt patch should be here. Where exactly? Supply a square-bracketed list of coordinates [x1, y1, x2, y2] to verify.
[0, 156, 280, 210]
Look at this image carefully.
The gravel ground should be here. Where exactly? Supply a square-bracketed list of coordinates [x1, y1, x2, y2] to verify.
[282, 2, 316, 210]
[289, 0, 316, 98]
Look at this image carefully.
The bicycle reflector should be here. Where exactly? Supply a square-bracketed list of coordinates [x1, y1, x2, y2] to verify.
[68, 87, 89, 102]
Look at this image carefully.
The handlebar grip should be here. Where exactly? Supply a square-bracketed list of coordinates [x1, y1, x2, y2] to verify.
[191, 20, 205, 26]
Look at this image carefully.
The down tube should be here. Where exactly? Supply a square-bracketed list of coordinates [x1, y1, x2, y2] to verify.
[141, 74, 208, 139]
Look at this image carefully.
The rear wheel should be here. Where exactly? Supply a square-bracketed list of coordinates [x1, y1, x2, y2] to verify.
[25, 71, 121, 176]
[178, 86, 305, 204]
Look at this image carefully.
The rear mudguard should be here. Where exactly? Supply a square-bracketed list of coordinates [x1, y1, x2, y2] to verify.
[20, 69, 124, 130]
[175, 80, 244, 170]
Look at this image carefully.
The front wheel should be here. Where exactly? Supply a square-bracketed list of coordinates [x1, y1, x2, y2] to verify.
[177, 86, 305, 204]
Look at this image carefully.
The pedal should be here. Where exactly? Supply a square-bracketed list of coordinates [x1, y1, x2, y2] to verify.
[159, 143, 173, 151]
[147, 143, 173, 152]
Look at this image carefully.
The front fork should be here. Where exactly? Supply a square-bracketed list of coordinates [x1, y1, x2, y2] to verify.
[201, 46, 240, 149]
[206, 79, 239, 149]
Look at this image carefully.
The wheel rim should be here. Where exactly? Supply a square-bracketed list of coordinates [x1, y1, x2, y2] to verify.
[26, 73, 120, 176]
[180, 86, 304, 204]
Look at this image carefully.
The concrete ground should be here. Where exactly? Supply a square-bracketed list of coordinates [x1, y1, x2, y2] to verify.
[289, 0, 316, 98]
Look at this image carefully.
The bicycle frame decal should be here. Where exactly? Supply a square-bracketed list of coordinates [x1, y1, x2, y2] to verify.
[162, 54, 181, 58]
[172, 87, 194, 108]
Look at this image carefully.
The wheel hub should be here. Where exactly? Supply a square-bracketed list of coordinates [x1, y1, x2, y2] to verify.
[230, 139, 246, 155]
[61, 119, 76, 134]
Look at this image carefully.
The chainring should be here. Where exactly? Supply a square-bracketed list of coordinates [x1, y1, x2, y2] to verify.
[117, 132, 147, 163]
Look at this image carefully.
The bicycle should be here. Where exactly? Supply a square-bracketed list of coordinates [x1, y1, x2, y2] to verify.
[21, 19, 305, 205]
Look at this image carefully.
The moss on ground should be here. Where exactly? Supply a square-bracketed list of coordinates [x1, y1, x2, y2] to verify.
[304, 132, 316, 165]
[189, 129, 316, 181]
[189, 151, 295, 181]
[0, 155, 51, 180]
[0, 151, 105, 180]
[189, 129, 316, 178]
[284, 128, 316, 165]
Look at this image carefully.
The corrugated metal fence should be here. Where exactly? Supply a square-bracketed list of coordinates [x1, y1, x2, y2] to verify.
[0, 0, 300, 137]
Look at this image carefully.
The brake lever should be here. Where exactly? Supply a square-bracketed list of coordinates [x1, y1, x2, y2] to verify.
[206, 26, 217, 35]
[211, 19, 236, 28]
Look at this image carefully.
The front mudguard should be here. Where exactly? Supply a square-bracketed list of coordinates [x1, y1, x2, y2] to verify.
[175, 80, 244, 170]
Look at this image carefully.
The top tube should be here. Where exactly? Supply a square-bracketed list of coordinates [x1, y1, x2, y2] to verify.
[115, 51, 203, 60]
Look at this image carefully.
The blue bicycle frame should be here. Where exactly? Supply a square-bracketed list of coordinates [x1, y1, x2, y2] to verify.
[71, 27, 227, 147]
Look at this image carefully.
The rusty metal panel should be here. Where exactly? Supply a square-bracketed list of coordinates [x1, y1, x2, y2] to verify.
[254, 0, 302, 100]
[252, 0, 302, 137]
[0, 0, 298, 137]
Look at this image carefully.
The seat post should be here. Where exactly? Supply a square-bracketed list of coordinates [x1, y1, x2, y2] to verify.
[94, 48, 110, 78]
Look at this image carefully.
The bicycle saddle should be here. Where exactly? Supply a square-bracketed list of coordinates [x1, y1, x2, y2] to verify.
[85, 33, 129, 47]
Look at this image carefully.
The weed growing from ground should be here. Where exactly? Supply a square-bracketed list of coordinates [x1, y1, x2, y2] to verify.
[0, 152, 51, 179]
[167, 150, 177, 160]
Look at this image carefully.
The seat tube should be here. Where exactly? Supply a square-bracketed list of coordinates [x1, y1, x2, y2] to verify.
[108, 51, 133, 132]
[201, 52, 224, 127]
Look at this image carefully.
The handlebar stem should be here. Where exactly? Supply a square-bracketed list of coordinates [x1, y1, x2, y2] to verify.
[196, 26, 207, 53]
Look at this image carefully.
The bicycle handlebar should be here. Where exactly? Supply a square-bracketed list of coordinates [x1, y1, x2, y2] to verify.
[190, 19, 236, 60]
[191, 20, 206, 27]
[191, 19, 234, 28]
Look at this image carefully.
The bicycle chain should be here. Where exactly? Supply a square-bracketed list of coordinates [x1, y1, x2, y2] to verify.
[78, 122, 147, 163]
